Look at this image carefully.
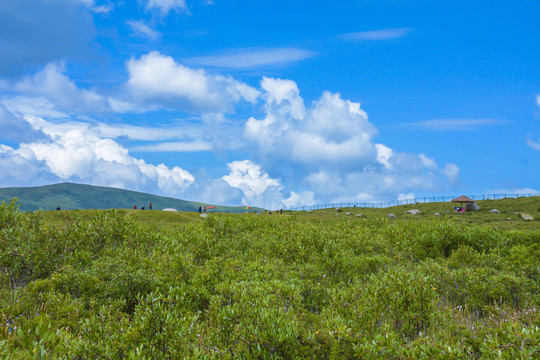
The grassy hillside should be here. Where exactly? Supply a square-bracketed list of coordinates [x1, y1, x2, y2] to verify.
[0, 182, 256, 213]
[293, 196, 540, 230]
[32, 195, 540, 229]
[0, 200, 538, 358]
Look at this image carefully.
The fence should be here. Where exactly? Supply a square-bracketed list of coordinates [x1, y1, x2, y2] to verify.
[289, 193, 540, 212]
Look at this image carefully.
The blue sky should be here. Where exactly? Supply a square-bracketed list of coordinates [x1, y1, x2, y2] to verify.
[0, 0, 539, 209]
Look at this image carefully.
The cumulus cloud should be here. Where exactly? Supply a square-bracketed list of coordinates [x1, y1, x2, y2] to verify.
[245, 77, 377, 169]
[1, 117, 195, 195]
[282, 191, 315, 209]
[123, 51, 260, 113]
[244, 77, 460, 205]
[0, 144, 58, 187]
[0, 58, 462, 209]
[222, 160, 284, 208]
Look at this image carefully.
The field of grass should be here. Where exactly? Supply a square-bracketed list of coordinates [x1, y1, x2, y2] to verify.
[292, 196, 540, 231]
[1, 198, 539, 358]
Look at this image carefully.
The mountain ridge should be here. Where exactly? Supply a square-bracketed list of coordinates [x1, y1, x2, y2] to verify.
[0, 182, 253, 213]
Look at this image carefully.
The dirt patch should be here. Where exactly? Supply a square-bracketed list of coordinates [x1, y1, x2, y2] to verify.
[513, 212, 534, 220]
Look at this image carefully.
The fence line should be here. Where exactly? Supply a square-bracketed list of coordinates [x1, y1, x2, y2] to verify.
[289, 193, 540, 212]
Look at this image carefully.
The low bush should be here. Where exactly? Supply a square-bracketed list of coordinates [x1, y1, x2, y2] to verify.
[0, 200, 538, 358]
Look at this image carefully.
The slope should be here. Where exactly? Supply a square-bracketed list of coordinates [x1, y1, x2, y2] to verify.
[0, 182, 253, 213]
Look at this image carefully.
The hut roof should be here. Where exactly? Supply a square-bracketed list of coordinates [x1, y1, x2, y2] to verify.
[452, 195, 475, 203]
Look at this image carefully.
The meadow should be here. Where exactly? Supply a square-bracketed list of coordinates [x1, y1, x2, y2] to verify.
[0, 198, 539, 359]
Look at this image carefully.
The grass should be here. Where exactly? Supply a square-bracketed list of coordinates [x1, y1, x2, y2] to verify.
[290, 196, 540, 230]
[35, 196, 540, 231]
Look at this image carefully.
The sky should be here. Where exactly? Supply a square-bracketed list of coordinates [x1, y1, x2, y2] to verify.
[0, 0, 539, 209]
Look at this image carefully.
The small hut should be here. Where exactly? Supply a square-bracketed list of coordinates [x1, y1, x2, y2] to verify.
[452, 195, 475, 213]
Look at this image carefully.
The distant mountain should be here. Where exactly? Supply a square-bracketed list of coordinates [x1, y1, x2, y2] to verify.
[0, 182, 255, 213]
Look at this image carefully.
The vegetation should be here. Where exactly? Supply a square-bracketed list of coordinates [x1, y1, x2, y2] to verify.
[0, 198, 539, 358]
[294, 196, 540, 231]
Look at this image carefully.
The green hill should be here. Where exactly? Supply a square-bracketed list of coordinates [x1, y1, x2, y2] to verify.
[0, 182, 254, 213]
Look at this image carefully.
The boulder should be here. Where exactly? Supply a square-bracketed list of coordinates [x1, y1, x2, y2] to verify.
[490, 209, 501, 213]
[388, 214, 396, 218]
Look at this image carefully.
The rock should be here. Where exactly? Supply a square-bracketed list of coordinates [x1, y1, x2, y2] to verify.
[162, 208, 177, 212]
[200, 213, 208, 218]
[346, 212, 352, 215]
[407, 209, 421, 215]
[355, 214, 362, 217]
[473, 203, 480, 211]
[434, 212, 441, 216]
[490, 209, 500, 213]
[388, 214, 396, 218]
[519, 213, 534, 220]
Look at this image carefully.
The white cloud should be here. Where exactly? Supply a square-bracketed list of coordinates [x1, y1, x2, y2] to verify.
[78, 0, 112, 13]
[0, 105, 45, 142]
[401, 118, 507, 131]
[2, 118, 195, 195]
[419, 153, 437, 169]
[10, 63, 108, 114]
[0, 144, 57, 187]
[147, 0, 188, 16]
[184, 177, 244, 206]
[282, 191, 315, 209]
[527, 136, 540, 151]
[245, 77, 377, 168]
[127, 20, 161, 41]
[185, 48, 317, 69]
[375, 143, 393, 170]
[244, 78, 460, 205]
[442, 163, 460, 185]
[1, 96, 69, 119]
[124, 51, 260, 113]
[397, 193, 415, 201]
[341, 28, 411, 41]
[222, 160, 283, 208]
